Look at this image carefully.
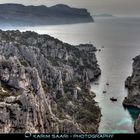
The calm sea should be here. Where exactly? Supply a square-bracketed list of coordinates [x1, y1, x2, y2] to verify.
[3, 17, 140, 133]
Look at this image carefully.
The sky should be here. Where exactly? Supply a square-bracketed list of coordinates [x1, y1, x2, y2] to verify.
[0, 0, 140, 16]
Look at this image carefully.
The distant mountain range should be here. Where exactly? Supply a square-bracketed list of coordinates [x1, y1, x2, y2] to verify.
[0, 3, 93, 26]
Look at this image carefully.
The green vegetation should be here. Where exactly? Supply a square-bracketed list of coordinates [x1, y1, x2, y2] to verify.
[0, 90, 11, 99]
[0, 82, 21, 101]
[73, 99, 100, 132]
[52, 95, 69, 119]
[47, 57, 60, 66]
[63, 79, 80, 93]
[14, 91, 21, 97]
[41, 81, 50, 92]
[1, 60, 12, 69]
[51, 83, 100, 132]
[20, 60, 29, 67]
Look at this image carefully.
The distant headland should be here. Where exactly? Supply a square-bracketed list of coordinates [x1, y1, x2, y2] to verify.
[93, 13, 114, 18]
[0, 3, 94, 26]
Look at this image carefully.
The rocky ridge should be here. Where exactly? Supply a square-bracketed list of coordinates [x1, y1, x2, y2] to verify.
[0, 30, 101, 133]
[0, 3, 93, 26]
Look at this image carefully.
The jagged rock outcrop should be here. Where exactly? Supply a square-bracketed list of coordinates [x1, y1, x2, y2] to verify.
[0, 30, 101, 133]
[123, 55, 140, 109]
[123, 55, 140, 133]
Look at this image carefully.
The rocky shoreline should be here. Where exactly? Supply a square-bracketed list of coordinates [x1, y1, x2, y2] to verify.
[123, 55, 140, 133]
[0, 30, 101, 133]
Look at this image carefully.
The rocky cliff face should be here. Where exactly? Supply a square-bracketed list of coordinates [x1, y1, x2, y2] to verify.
[123, 55, 140, 109]
[0, 30, 101, 133]
[123, 55, 140, 133]
[134, 114, 140, 133]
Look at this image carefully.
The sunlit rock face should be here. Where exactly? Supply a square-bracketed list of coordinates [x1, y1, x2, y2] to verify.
[0, 30, 101, 133]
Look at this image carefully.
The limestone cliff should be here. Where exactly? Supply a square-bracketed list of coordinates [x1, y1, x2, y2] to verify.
[123, 55, 140, 133]
[0, 30, 101, 133]
[123, 55, 140, 109]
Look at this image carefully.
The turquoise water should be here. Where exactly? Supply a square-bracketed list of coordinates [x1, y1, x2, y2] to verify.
[124, 106, 140, 121]
[2, 17, 140, 133]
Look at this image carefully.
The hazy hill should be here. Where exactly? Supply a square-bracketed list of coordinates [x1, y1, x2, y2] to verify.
[0, 3, 93, 26]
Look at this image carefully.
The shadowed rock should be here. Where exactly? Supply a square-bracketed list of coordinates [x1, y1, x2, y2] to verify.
[123, 55, 140, 133]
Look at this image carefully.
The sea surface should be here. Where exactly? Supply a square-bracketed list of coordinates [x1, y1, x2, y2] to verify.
[3, 17, 140, 133]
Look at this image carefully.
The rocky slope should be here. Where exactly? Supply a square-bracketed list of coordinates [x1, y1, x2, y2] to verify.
[0, 3, 93, 27]
[0, 30, 101, 133]
[123, 55, 140, 133]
